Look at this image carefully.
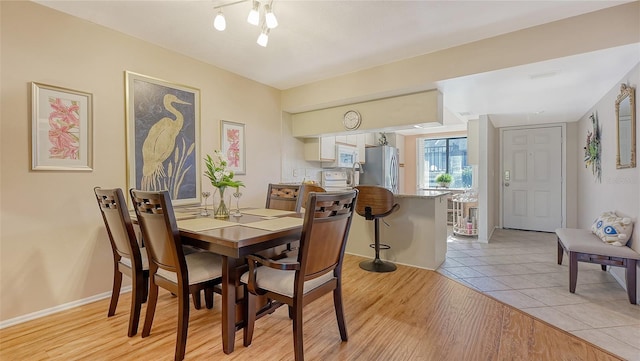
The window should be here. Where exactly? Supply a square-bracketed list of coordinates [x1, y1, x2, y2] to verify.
[417, 137, 472, 189]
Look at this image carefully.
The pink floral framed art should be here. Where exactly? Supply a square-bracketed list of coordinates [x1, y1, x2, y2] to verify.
[220, 120, 246, 175]
[31, 82, 93, 171]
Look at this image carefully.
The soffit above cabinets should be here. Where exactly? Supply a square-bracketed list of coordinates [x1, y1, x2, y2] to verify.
[291, 90, 443, 138]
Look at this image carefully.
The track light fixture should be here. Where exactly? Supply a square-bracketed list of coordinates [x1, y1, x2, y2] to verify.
[247, 0, 260, 26]
[264, 4, 278, 29]
[213, 9, 226, 31]
[257, 27, 269, 47]
[213, 0, 278, 46]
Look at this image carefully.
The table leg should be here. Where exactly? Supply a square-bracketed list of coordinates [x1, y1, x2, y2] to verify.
[222, 256, 236, 354]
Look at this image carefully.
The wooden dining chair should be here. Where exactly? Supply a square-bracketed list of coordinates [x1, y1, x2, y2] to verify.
[129, 189, 223, 361]
[241, 190, 358, 361]
[94, 187, 148, 337]
[265, 183, 302, 212]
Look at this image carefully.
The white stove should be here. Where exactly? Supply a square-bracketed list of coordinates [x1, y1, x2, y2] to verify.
[321, 170, 350, 191]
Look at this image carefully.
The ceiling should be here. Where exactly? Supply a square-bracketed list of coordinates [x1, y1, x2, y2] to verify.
[34, 0, 640, 133]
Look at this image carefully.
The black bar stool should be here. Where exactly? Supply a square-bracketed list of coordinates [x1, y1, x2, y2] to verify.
[354, 185, 399, 272]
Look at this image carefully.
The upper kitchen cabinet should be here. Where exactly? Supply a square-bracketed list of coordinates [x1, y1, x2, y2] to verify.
[335, 135, 358, 145]
[304, 137, 336, 161]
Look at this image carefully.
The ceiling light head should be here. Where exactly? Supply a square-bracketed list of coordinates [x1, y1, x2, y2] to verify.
[257, 28, 270, 47]
[214, 10, 226, 31]
[247, 0, 260, 26]
[265, 4, 278, 29]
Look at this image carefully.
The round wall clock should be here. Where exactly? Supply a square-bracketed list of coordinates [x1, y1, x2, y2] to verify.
[343, 110, 361, 130]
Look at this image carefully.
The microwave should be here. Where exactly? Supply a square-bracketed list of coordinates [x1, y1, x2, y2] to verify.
[336, 144, 358, 167]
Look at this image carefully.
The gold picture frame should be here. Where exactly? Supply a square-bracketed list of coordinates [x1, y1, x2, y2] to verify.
[220, 120, 246, 175]
[125, 71, 201, 205]
[31, 82, 93, 171]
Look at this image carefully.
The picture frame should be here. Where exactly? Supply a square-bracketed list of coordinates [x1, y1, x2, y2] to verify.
[125, 71, 200, 205]
[220, 120, 246, 175]
[31, 82, 93, 171]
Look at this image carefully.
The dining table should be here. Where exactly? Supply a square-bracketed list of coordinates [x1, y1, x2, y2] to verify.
[170, 207, 304, 354]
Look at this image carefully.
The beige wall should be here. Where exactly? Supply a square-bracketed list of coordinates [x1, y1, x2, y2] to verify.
[0, 2, 282, 322]
[576, 63, 640, 291]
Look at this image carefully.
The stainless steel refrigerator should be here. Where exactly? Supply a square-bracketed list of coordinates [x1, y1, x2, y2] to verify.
[360, 145, 399, 193]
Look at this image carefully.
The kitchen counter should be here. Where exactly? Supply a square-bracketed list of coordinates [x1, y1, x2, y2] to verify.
[394, 190, 450, 199]
[346, 190, 448, 270]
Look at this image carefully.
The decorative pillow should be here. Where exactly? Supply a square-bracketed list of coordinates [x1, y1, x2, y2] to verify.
[591, 211, 634, 246]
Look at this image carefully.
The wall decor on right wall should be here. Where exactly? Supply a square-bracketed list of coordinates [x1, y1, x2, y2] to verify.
[615, 83, 636, 169]
[584, 112, 602, 182]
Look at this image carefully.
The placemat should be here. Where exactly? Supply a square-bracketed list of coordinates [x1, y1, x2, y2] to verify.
[243, 217, 303, 231]
[177, 218, 237, 232]
[241, 208, 297, 217]
[129, 211, 197, 221]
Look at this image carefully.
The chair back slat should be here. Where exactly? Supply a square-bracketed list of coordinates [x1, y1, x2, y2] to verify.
[297, 191, 358, 281]
[94, 187, 141, 264]
[130, 189, 184, 274]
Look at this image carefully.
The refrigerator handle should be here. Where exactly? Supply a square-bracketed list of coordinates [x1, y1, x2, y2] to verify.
[390, 152, 398, 193]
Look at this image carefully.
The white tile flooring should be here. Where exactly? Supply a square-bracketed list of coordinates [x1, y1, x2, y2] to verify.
[437, 228, 640, 360]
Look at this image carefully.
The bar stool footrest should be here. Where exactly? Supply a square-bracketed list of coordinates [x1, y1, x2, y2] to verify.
[369, 243, 391, 250]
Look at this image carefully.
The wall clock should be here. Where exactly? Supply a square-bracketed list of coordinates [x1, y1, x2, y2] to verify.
[343, 110, 361, 130]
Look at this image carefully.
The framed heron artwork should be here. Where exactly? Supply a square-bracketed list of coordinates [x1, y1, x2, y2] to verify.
[125, 71, 200, 205]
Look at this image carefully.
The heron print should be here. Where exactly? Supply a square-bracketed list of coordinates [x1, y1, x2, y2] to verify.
[132, 79, 197, 201]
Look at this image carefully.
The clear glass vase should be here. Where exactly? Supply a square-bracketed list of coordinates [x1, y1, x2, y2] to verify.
[214, 187, 230, 218]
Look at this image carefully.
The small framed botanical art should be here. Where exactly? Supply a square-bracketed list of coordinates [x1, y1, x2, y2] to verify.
[125, 71, 200, 205]
[220, 120, 246, 175]
[31, 82, 93, 171]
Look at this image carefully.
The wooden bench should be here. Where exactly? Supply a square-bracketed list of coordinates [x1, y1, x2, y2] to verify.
[556, 228, 639, 304]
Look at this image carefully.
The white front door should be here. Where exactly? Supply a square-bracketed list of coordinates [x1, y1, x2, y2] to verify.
[502, 126, 562, 232]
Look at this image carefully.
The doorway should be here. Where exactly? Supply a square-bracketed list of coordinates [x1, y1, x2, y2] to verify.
[501, 125, 563, 232]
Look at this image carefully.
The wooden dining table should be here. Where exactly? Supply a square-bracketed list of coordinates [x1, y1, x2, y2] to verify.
[173, 208, 303, 354]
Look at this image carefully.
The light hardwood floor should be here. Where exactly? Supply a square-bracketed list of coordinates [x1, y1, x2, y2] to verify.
[0, 254, 622, 360]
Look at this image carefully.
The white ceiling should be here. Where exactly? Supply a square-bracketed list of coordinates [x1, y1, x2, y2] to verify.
[34, 0, 640, 132]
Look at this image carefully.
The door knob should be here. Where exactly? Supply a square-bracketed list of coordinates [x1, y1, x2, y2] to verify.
[504, 182, 510, 187]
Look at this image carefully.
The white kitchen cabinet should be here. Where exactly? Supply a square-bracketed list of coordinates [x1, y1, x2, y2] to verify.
[335, 135, 357, 145]
[364, 132, 378, 146]
[304, 137, 335, 161]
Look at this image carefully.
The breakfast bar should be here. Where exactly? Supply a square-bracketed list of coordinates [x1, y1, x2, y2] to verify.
[345, 190, 450, 270]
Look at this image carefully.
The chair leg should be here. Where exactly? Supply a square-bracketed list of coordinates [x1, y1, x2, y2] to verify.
[601, 265, 607, 271]
[569, 252, 578, 294]
[175, 289, 190, 361]
[142, 280, 159, 338]
[333, 284, 348, 341]
[108, 268, 122, 317]
[191, 289, 202, 310]
[204, 288, 214, 309]
[292, 301, 304, 361]
[142, 273, 149, 303]
[243, 291, 256, 347]
[127, 273, 145, 337]
[626, 259, 637, 304]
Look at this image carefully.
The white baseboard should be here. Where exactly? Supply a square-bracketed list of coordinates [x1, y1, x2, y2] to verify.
[0, 286, 131, 329]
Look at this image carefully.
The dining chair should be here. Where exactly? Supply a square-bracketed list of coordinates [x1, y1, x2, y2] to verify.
[241, 189, 358, 361]
[263, 183, 304, 257]
[284, 184, 326, 256]
[94, 187, 149, 337]
[265, 183, 302, 212]
[129, 189, 223, 361]
[353, 185, 399, 272]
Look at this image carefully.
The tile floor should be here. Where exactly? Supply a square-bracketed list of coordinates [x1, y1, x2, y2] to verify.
[437, 228, 640, 361]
